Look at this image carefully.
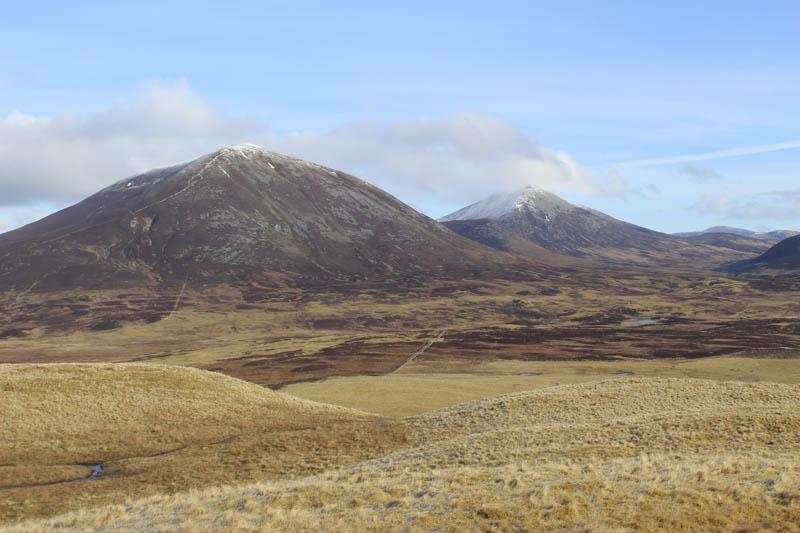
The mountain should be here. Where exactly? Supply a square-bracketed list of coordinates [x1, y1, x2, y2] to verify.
[440, 186, 657, 255]
[723, 234, 800, 273]
[0, 144, 506, 293]
[440, 186, 760, 268]
[674, 226, 798, 243]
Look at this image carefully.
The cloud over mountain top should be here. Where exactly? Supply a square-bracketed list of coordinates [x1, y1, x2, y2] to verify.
[0, 80, 618, 230]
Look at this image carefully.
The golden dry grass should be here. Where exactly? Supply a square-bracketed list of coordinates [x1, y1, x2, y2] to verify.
[0, 364, 406, 523]
[0, 363, 363, 464]
[283, 356, 800, 416]
[7, 377, 799, 532]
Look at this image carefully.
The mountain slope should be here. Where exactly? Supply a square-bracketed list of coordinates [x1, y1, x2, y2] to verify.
[723, 234, 800, 273]
[440, 186, 760, 268]
[0, 144, 506, 292]
[441, 218, 576, 266]
[680, 232, 772, 254]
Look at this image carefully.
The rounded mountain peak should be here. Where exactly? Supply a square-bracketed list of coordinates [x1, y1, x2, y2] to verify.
[208, 143, 317, 171]
[217, 143, 267, 157]
[439, 184, 574, 222]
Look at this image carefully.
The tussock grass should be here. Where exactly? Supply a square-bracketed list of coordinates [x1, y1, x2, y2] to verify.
[0, 363, 362, 465]
[8, 378, 799, 532]
[0, 364, 405, 523]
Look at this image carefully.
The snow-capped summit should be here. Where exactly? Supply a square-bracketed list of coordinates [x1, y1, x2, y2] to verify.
[440, 185, 579, 223]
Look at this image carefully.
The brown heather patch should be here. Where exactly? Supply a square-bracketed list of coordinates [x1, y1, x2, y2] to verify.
[3, 271, 800, 390]
[6, 377, 799, 532]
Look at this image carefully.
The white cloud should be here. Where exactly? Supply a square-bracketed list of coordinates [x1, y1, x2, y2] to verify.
[0, 80, 615, 230]
[0, 80, 257, 207]
[271, 114, 621, 204]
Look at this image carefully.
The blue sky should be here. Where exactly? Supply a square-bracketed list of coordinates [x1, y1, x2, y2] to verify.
[2, 1, 799, 233]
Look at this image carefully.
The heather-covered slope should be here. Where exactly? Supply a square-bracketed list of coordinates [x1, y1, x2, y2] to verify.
[441, 218, 575, 265]
[724, 234, 800, 273]
[680, 232, 772, 254]
[0, 144, 504, 292]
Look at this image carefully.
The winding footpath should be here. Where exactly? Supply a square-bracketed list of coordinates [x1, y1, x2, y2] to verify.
[386, 329, 448, 376]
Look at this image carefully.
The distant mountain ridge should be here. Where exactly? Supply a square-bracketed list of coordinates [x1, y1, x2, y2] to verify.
[674, 226, 798, 243]
[440, 186, 761, 268]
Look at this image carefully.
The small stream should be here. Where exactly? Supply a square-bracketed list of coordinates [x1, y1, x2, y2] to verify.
[59, 463, 103, 485]
[1, 463, 103, 491]
[84, 464, 102, 481]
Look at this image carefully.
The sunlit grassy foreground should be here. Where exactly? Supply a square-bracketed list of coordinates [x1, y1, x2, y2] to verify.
[0, 364, 403, 523]
[6, 377, 799, 532]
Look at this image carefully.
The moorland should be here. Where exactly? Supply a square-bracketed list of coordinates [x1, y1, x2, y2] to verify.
[1, 145, 799, 531]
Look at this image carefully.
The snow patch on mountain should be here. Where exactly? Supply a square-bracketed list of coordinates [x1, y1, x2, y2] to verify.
[439, 185, 580, 222]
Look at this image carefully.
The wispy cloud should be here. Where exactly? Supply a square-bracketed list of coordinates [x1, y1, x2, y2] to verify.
[678, 164, 722, 182]
[760, 187, 800, 200]
[691, 194, 800, 220]
[617, 141, 800, 168]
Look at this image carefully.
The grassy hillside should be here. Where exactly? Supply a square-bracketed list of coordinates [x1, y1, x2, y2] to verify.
[0, 364, 405, 523]
[7, 378, 799, 532]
